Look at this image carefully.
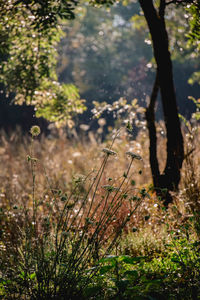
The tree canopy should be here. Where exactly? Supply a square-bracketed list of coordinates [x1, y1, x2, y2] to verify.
[0, 0, 86, 127]
[58, 1, 199, 118]
[0, 0, 199, 128]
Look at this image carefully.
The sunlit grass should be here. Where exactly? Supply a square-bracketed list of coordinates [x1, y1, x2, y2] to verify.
[0, 122, 200, 299]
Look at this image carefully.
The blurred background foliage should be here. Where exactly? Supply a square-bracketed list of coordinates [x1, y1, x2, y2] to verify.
[0, 0, 85, 130]
[0, 0, 199, 132]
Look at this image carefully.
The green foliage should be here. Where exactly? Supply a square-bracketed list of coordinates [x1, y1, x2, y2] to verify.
[188, 96, 200, 121]
[91, 236, 200, 299]
[0, 0, 86, 126]
[186, 1, 200, 46]
[0, 0, 198, 127]
[185, 2, 200, 85]
[0, 0, 78, 32]
[188, 71, 200, 85]
[90, 0, 115, 6]
[34, 82, 86, 127]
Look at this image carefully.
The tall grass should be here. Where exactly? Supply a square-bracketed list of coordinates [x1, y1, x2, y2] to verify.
[0, 128, 149, 299]
[0, 117, 200, 299]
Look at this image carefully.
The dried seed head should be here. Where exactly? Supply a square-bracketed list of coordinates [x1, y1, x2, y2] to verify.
[126, 151, 142, 160]
[102, 148, 117, 156]
[102, 185, 120, 192]
[30, 125, 41, 137]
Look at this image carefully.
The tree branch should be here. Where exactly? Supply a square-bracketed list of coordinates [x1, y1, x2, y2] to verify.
[159, 0, 166, 19]
[165, 0, 196, 5]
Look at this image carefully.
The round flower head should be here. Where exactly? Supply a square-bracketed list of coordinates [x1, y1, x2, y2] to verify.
[30, 125, 41, 137]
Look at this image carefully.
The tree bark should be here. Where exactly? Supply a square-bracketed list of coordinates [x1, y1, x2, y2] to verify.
[139, 0, 184, 206]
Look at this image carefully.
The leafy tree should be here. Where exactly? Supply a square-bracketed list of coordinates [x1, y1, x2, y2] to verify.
[187, 1, 200, 85]
[0, 0, 86, 127]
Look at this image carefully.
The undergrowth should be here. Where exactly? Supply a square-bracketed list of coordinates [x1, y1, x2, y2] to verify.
[0, 117, 200, 299]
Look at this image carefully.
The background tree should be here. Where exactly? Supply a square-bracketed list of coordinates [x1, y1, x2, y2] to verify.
[139, 0, 199, 206]
[88, 0, 199, 205]
[0, 0, 86, 127]
[0, 0, 199, 204]
[0, 0, 198, 129]
[57, 1, 199, 126]
[139, 0, 184, 206]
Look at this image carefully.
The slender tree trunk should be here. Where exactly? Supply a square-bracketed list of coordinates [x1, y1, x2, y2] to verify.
[139, 0, 184, 206]
[145, 71, 160, 187]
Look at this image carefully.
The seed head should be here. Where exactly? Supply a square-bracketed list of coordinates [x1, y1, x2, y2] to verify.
[30, 125, 41, 137]
[102, 185, 120, 192]
[102, 148, 117, 156]
[126, 151, 142, 160]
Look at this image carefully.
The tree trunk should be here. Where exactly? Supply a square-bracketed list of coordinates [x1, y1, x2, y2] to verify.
[139, 0, 184, 206]
[145, 70, 160, 188]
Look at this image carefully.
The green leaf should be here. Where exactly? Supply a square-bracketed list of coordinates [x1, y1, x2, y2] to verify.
[126, 121, 133, 131]
[98, 255, 118, 264]
[29, 273, 36, 280]
[121, 256, 146, 264]
[124, 270, 139, 278]
[84, 285, 102, 297]
[99, 265, 114, 274]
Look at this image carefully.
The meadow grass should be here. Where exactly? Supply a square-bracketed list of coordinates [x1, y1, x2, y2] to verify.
[0, 122, 200, 299]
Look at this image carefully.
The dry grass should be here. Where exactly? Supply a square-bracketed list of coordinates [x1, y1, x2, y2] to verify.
[0, 122, 200, 249]
[0, 121, 200, 299]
